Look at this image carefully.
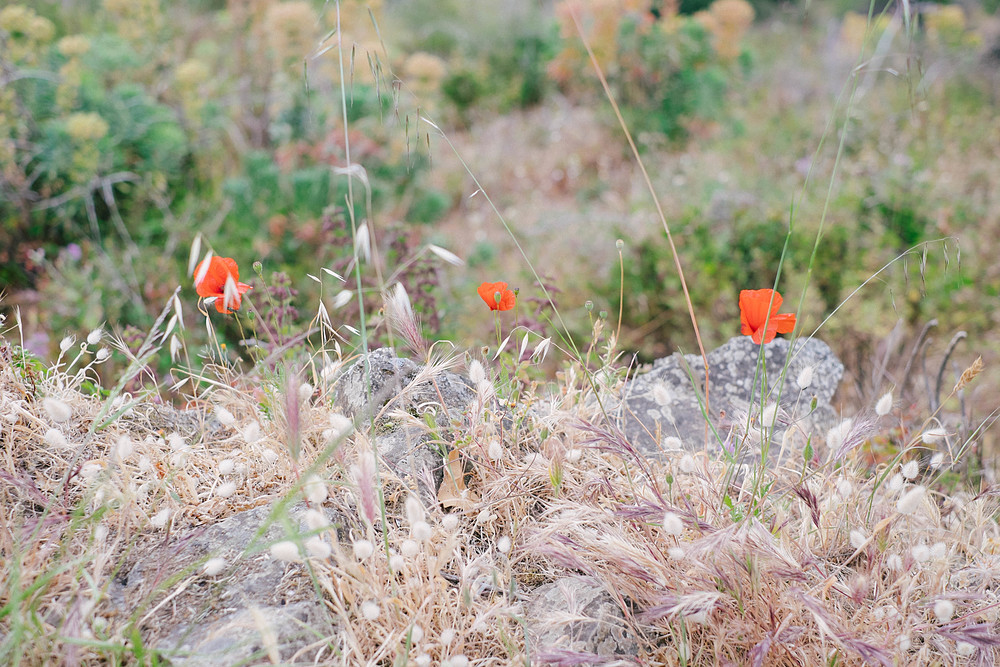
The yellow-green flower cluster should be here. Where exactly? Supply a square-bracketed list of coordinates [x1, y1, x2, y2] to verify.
[56, 35, 92, 109]
[925, 5, 972, 49]
[175, 59, 211, 117]
[101, 0, 162, 43]
[264, 1, 318, 70]
[0, 5, 56, 65]
[65, 112, 110, 142]
[58, 34, 91, 58]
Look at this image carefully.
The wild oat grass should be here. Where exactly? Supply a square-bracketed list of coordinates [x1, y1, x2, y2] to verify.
[1, 294, 997, 664]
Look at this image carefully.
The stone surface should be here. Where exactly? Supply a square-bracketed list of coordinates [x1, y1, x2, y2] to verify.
[619, 336, 844, 462]
[333, 348, 477, 498]
[333, 347, 476, 422]
[112, 503, 347, 666]
[525, 575, 640, 664]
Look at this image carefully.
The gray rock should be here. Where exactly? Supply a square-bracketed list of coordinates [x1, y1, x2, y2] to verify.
[161, 602, 328, 667]
[333, 347, 476, 422]
[620, 336, 844, 462]
[525, 575, 640, 664]
[334, 348, 476, 498]
[113, 503, 347, 666]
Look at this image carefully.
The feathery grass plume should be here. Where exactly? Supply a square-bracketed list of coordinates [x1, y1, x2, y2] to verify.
[352, 444, 379, 528]
[384, 283, 426, 356]
[875, 390, 894, 416]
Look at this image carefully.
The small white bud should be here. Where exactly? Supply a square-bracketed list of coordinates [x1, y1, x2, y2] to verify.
[662, 512, 684, 536]
[216, 481, 237, 498]
[921, 427, 948, 445]
[497, 535, 512, 553]
[875, 391, 893, 417]
[850, 529, 866, 549]
[304, 509, 329, 531]
[303, 475, 328, 503]
[114, 436, 133, 461]
[86, 328, 102, 346]
[80, 462, 102, 480]
[405, 495, 425, 526]
[901, 460, 919, 480]
[896, 635, 911, 651]
[668, 546, 685, 560]
[298, 383, 313, 402]
[835, 478, 853, 500]
[59, 336, 75, 352]
[44, 428, 68, 449]
[306, 537, 331, 559]
[400, 539, 420, 558]
[389, 554, 404, 571]
[353, 539, 374, 560]
[95, 348, 110, 361]
[826, 418, 853, 451]
[797, 365, 814, 389]
[957, 641, 975, 656]
[440, 628, 456, 645]
[326, 413, 353, 441]
[934, 599, 955, 623]
[679, 454, 696, 473]
[931, 542, 947, 560]
[270, 541, 301, 562]
[448, 656, 469, 667]
[888, 473, 904, 492]
[652, 383, 671, 406]
[886, 554, 902, 571]
[442, 514, 460, 531]
[203, 558, 227, 576]
[167, 432, 187, 450]
[409, 625, 424, 643]
[243, 422, 262, 444]
[361, 601, 380, 620]
[897, 486, 926, 515]
[415, 656, 431, 667]
[412, 520, 432, 542]
[911, 544, 930, 562]
[930, 452, 945, 469]
[476, 509, 492, 525]
[217, 459, 235, 475]
[214, 406, 235, 427]
[43, 398, 72, 423]
[487, 440, 503, 460]
[150, 508, 170, 528]
[262, 448, 279, 464]
[565, 448, 583, 463]
[761, 403, 778, 427]
[468, 360, 485, 385]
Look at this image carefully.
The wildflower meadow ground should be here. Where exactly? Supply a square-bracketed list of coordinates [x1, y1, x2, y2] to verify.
[3, 1, 1000, 665]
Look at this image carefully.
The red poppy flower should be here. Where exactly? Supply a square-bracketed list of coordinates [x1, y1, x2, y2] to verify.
[739, 289, 796, 344]
[478, 281, 516, 311]
[194, 256, 252, 314]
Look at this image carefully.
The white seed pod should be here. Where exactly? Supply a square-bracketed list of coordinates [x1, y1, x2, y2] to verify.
[875, 391, 893, 417]
[662, 512, 684, 536]
[43, 398, 72, 423]
[203, 558, 227, 576]
[270, 541, 301, 562]
[897, 486, 926, 515]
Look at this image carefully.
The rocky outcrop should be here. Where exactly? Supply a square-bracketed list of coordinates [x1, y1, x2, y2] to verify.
[619, 336, 844, 463]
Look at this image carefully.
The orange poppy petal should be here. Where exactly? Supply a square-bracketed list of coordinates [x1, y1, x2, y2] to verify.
[771, 312, 796, 334]
[739, 289, 794, 344]
[496, 288, 516, 311]
[478, 281, 511, 310]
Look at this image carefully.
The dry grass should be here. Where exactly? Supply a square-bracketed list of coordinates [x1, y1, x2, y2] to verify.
[1, 299, 999, 665]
